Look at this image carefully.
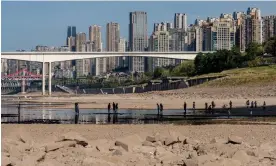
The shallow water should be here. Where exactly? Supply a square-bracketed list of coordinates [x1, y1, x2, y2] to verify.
[2, 102, 276, 124]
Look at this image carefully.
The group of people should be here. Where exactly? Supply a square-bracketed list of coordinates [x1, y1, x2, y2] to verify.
[246, 100, 266, 110]
[107, 102, 119, 123]
[108, 102, 119, 113]
[156, 103, 164, 118]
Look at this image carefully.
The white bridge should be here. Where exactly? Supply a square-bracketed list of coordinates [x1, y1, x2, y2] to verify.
[0, 51, 212, 62]
[1, 51, 211, 95]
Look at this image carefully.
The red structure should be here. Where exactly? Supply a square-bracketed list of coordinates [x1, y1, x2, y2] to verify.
[1, 68, 42, 81]
[1, 69, 42, 93]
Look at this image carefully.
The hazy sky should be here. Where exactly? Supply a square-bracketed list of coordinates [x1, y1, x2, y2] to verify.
[2, 1, 276, 51]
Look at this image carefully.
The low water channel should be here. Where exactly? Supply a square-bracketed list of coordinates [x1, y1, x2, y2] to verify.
[2, 102, 276, 124]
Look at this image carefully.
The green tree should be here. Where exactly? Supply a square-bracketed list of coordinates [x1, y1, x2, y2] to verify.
[264, 36, 276, 57]
[153, 67, 164, 79]
[245, 42, 263, 60]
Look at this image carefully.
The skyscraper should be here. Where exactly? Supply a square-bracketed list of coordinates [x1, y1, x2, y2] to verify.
[129, 11, 148, 73]
[89, 25, 106, 76]
[148, 30, 174, 72]
[174, 13, 188, 31]
[211, 19, 236, 51]
[106, 22, 120, 71]
[187, 26, 203, 52]
[66, 26, 76, 46]
[75, 32, 89, 77]
[262, 15, 276, 43]
[245, 8, 262, 45]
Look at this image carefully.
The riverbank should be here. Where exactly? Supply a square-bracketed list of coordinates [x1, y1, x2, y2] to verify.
[2, 124, 276, 166]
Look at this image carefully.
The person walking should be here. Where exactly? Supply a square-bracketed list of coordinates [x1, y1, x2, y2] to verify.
[254, 101, 257, 108]
[160, 103, 163, 118]
[251, 101, 254, 109]
[108, 103, 111, 113]
[192, 102, 195, 114]
[184, 102, 187, 116]
[157, 103, 160, 118]
[112, 102, 116, 112]
[229, 101, 232, 111]
[263, 101, 266, 111]
[205, 102, 208, 113]
[246, 100, 250, 108]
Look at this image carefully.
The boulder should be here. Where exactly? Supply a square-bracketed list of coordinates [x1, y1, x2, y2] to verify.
[164, 136, 180, 146]
[228, 136, 243, 144]
[142, 140, 154, 147]
[115, 134, 143, 152]
[146, 135, 160, 142]
[184, 159, 198, 166]
[133, 146, 156, 156]
[210, 137, 228, 144]
[232, 150, 250, 164]
[56, 132, 88, 147]
[112, 149, 123, 156]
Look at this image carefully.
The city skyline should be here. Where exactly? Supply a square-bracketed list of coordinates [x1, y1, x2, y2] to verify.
[2, 1, 276, 51]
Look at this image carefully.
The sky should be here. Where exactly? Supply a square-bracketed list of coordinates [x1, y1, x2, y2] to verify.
[1, 1, 276, 51]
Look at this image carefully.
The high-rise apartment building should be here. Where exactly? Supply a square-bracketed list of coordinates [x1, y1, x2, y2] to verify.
[75, 32, 90, 77]
[262, 15, 276, 42]
[89, 25, 106, 76]
[118, 38, 128, 68]
[174, 13, 187, 31]
[148, 31, 174, 72]
[129, 11, 148, 72]
[245, 7, 262, 45]
[211, 19, 236, 51]
[154, 22, 173, 32]
[187, 26, 203, 52]
[169, 29, 187, 52]
[106, 22, 120, 71]
[66, 26, 76, 46]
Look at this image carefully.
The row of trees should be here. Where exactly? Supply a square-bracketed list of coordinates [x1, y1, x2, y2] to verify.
[152, 36, 276, 78]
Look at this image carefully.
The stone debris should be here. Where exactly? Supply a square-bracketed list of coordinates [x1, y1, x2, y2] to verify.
[2, 133, 274, 166]
[228, 135, 243, 144]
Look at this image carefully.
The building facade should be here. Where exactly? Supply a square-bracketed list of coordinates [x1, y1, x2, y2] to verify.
[148, 31, 175, 72]
[129, 11, 148, 73]
[106, 22, 120, 71]
[174, 13, 188, 31]
[262, 15, 276, 42]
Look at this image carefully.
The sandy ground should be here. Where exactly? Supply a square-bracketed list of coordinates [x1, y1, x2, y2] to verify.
[5, 85, 276, 110]
[2, 124, 276, 166]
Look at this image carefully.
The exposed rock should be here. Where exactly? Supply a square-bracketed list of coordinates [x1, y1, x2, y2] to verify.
[184, 159, 199, 166]
[112, 149, 123, 156]
[146, 135, 160, 143]
[115, 134, 143, 152]
[164, 136, 179, 146]
[45, 141, 75, 152]
[142, 140, 154, 147]
[133, 146, 155, 156]
[56, 132, 88, 147]
[210, 137, 228, 144]
[228, 136, 243, 144]
[260, 142, 276, 152]
[232, 150, 250, 164]
[184, 138, 200, 145]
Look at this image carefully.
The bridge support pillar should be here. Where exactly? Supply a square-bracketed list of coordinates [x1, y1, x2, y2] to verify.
[21, 80, 26, 94]
[42, 62, 45, 95]
[48, 62, 52, 96]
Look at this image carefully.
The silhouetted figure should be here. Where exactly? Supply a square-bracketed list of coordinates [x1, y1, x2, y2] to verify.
[229, 101, 232, 110]
[246, 100, 250, 108]
[254, 101, 257, 108]
[205, 102, 208, 113]
[211, 101, 216, 109]
[193, 102, 195, 114]
[107, 103, 111, 123]
[208, 105, 212, 114]
[157, 103, 160, 118]
[251, 101, 254, 108]
[160, 103, 163, 118]
[263, 101, 266, 111]
[108, 103, 111, 112]
[184, 102, 187, 115]
[113, 102, 116, 111]
[116, 103, 118, 111]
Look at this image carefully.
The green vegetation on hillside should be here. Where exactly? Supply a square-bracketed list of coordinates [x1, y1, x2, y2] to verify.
[196, 65, 276, 87]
